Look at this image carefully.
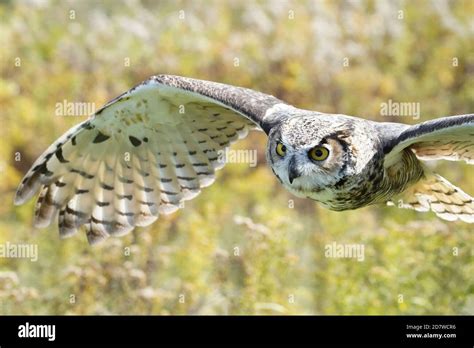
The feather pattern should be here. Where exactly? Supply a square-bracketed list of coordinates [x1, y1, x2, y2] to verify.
[384, 114, 474, 166]
[391, 171, 474, 223]
[14, 75, 282, 244]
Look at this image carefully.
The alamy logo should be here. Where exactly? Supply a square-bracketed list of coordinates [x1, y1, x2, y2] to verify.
[55, 99, 96, 117]
[18, 322, 56, 341]
[217, 148, 258, 167]
[380, 99, 420, 120]
[324, 242, 365, 262]
[0, 242, 38, 262]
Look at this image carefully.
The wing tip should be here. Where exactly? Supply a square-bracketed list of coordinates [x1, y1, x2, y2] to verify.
[13, 192, 25, 206]
[14, 170, 44, 206]
[14, 186, 36, 206]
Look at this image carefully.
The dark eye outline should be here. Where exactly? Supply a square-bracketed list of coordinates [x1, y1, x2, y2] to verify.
[308, 146, 329, 161]
[276, 142, 286, 157]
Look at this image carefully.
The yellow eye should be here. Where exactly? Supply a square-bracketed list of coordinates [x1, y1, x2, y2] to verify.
[308, 146, 329, 161]
[276, 142, 286, 157]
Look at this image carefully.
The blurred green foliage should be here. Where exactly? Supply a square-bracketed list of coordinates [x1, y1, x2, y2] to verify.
[0, 0, 472, 314]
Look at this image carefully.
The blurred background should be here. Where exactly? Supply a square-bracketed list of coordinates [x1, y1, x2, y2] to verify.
[0, 0, 473, 314]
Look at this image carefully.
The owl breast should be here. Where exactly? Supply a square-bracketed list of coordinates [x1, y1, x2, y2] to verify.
[289, 176, 386, 211]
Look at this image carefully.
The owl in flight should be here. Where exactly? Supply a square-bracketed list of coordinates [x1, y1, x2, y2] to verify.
[15, 75, 474, 244]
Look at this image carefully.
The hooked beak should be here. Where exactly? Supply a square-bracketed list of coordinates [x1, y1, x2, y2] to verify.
[288, 156, 301, 184]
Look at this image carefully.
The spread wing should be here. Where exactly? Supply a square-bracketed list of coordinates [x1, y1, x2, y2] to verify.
[14, 75, 286, 244]
[383, 114, 474, 167]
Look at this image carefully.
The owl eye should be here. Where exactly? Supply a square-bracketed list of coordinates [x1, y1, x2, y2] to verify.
[308, 146, 329, 161]
[276, 142, 286, 157]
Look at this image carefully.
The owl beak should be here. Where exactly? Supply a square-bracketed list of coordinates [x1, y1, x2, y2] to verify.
[288, 156, 301, 184]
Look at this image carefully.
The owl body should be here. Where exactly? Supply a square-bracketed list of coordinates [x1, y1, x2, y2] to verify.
[14, 75, 474, 244]
[267, 113, 425, 210]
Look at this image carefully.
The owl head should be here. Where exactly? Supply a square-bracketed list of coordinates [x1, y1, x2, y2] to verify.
[266, 115, 357, 192]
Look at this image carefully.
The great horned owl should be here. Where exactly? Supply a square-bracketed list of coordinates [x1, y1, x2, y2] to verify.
[14, 75, 474, 244]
